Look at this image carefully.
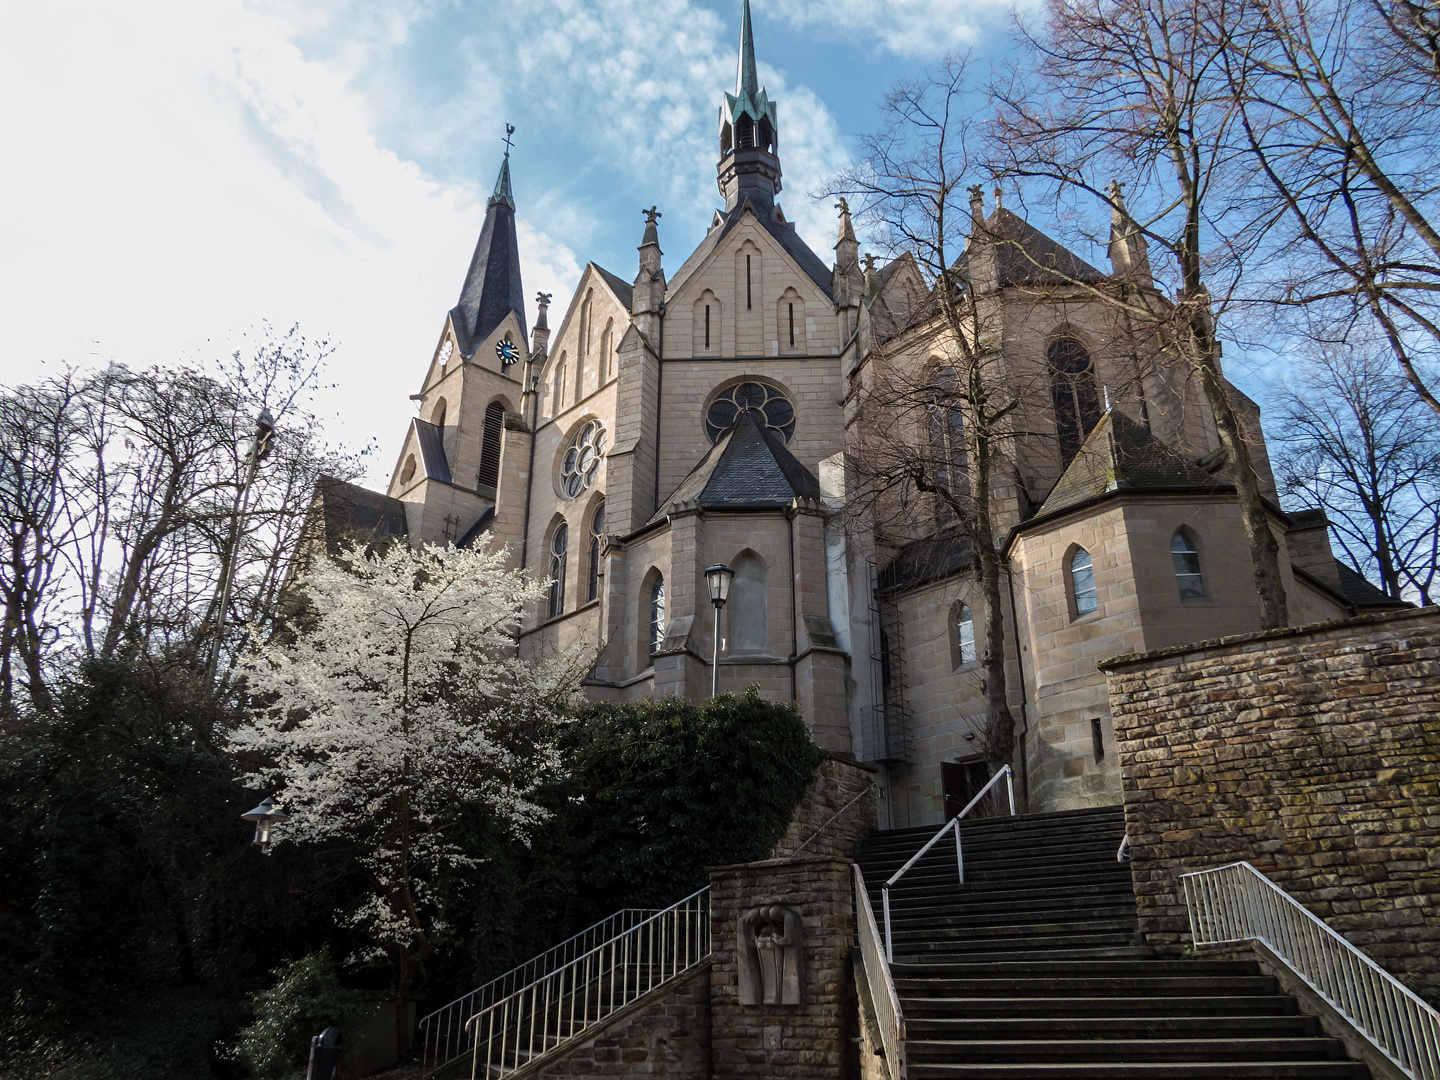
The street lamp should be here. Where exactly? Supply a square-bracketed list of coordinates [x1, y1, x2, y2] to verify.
[241, 796, 291, 850]
[704, 563, 735, 697]
[208, 408, 277, 680]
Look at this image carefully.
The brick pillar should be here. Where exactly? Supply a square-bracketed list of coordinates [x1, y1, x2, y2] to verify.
[708, 856, 858, 1080]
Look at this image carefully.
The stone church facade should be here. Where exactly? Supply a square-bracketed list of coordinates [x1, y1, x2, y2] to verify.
[310, 0, 1402, 829]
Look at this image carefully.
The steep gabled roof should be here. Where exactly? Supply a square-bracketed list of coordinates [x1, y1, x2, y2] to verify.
[450, 155, 527, 357]
[956, 207, 1106, 288]
[647, 410, 820, 525]
[309, 474, 409, 554]
[667, 198, 834, 302]
[593, 264, 634, 310]
[412, 419, 452, 485]
[877, 531, 974, 593]
[1334, 562, 1407, 608]
[1036, 410, 1224, 519]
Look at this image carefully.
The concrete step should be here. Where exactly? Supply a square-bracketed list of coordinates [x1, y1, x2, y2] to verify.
[900, 995, 1301, 1019]
[908, 1062, 1370, 1079]
[905, 1015, 1321, 1038]
[892, 974, 1281, 996]
[905, 1036, 1350, 1063]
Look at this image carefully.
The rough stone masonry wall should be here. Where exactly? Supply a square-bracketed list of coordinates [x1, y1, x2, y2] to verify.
[770, 756, 879, 861]
[521, 966, 712, 1080]
[707, 856, 859, 1080]
[1101, 608, 1440, 995]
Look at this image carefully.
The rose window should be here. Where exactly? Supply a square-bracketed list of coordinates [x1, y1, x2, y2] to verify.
[560, 420, 607, 498]
[705, 382, 795, 444]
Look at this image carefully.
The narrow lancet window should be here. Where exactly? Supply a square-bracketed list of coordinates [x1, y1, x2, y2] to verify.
[1172, 532, 1205, 598]
[1071, 548, 1098, 617]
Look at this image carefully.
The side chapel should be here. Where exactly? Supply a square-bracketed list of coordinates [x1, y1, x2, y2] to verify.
[307, 0, 1403, 827]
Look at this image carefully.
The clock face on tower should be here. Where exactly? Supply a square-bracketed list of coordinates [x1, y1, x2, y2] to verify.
[496, 338, 520, 366]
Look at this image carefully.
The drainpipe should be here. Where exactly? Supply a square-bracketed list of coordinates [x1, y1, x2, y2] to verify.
[1005, 560, 1031, 809]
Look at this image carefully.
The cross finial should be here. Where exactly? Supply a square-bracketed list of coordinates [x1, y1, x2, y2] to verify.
[643, 205, 662, 224]
[503, 123, 516, 155]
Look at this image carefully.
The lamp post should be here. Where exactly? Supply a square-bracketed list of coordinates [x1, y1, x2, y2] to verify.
[207, 408, 276, 680]
[704, 563, 734, 698]
[240, 796, 291, 850]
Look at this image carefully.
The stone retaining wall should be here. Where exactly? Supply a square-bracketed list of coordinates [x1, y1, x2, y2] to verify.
[771, 755, 878, 860]
[1100, 608, 1440, 996]
[708, 856, 859, 1079]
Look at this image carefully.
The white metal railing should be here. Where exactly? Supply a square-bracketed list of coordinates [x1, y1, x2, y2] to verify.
[464, 887, 711, 1078]
[791, 785, 873, 856]
[882, 764, 1014, 962]
[854, 863, 907, 1080]
[418, 907, 663, 1068]
[1117, 832, 1130, 862]
[1182, 861, 1440, 1080]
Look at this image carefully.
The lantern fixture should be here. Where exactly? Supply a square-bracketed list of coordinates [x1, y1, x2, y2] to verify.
[704, 564, 735, 609]
[241, 796, 291, 849]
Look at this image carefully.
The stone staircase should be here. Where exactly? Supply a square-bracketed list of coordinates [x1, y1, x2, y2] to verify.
[856, 805, 1373, 1078]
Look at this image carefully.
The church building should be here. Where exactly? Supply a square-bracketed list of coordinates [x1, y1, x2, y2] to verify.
[309, 0, 1402, 828]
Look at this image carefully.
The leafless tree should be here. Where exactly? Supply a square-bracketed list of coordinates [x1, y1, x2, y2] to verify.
[992, 0, 1292, 628]
[830, 56, 1026, 765]
[1269, 333, 1440, 603]
[1226, 0, 1440, 417]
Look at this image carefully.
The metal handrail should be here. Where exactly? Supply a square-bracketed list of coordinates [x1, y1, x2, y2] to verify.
[1182, 861, 1440, 1080]
[881, 764, 1014, 962]
[464, 886, 711, 1078]
[417, 907, 661, 1068]
[791, 785, 873, 856]
[1117, 832, 1130, 862]
[854, 863, 907, 1079]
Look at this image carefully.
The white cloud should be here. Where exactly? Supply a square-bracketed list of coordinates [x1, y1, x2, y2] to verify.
[767, 0, 1008, 59]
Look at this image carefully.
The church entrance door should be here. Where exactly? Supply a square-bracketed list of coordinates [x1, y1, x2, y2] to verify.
[942, 758, 994, 820]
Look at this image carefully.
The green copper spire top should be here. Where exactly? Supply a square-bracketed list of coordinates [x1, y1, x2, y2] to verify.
[736, 0, 759, 97]
[489, 124, 516, 209]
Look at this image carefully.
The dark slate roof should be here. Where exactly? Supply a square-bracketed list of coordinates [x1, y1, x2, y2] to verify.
[877, 531, 973, 593]
[956, 207, 1106, 288]
[311, 474, 408, 553]
[456, 507, 495, 549]
[1036, 410, 1224, 518]
[450, 181, 527, 356]
[593, 264, 634, 310]
[647, 410, 820, 524]
[1334, 561, 1406, 608]
[412, 419, 452, 484]
[667, 197, 834, 302]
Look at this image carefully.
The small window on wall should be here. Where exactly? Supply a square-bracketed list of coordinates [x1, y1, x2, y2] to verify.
[1070, 548, 1098, 617]
[1171, 531, 1205, 598]
[648, 577, 666, 658]
[400, 454, 417, 484]
[587, 504, 605, 603]
[431, 398, 447, 428]
[548, 523, 569, 619]
[478, 401, 504, 489]
[1091, 718, 1106, 763]
[955, 604, 976, 665]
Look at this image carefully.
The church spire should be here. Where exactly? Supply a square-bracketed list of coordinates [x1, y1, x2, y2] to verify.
[451, 126, 527, 354]
[717, 0, 781, 211]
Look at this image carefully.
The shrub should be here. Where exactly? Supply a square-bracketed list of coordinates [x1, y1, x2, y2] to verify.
[235, 949, 368, 1080]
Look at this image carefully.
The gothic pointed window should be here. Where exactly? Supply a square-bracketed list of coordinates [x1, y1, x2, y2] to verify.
[705, 382, 795, 444]
[730, 553, 768, 652]
[1049, 338, 1102, 466]
[1172, 531, 1205, 598]
[478, 401, 504, 490]
[587, 503, 605, 603]
[431, 398, 447, 429]
[648, 577, 666, 658]
[1070, 547, 1098, 617]
[548, 523, 569, 618]
[955, 604, 976, 665]
[928, 369, 968, 500]
[694, 291, 719, 353]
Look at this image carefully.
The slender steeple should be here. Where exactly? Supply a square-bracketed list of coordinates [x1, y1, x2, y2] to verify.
[717, 0, 781, 211]
[451, 126, 527, 354]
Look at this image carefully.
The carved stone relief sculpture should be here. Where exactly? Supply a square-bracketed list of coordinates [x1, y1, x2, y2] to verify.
[737, 904, 803, 1005]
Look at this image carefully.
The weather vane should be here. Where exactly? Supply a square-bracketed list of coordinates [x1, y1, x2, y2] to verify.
[503, 123, 515, 154]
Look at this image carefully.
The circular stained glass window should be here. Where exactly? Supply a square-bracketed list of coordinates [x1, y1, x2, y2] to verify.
[560, 420, 607, 499]
[705, 382, 795, 444]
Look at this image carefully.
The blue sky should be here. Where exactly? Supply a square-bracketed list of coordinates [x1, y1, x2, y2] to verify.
[1, 0, 1195, 485]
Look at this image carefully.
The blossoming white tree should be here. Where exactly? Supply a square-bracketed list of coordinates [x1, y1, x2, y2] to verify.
[229, 538, 587, 1053]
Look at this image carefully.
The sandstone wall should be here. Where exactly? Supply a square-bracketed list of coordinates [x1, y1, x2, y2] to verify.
[522, 966, 712, 1080]
[707, 857, 859, 1080]
[770, 756, 879, 861]
[1101, 608, 1440, 994]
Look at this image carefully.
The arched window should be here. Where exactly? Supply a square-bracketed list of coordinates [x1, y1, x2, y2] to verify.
[1070, 547, 1098, 617]
[478, 401, 505, 490]
[431, 397, 447, 429]
[1172, 531, 1205, 598]
[955, 604, 976, 665]
[1048, 338, 1102, 466]
[552, 354, 567, 416]
[729, 553, 768, 652]
[547, 523, 569, 619]
[694, 291, 719, 353]
[599, 319, 614, 384]
[928, 368, 968, 498]
[587, 503, 605, 603]
[648, 577, 666, 658]
[400, 454, 417, 485]
[777, 288, 804, 353]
